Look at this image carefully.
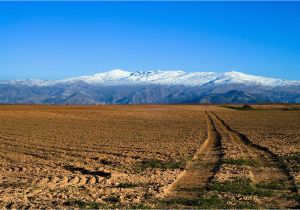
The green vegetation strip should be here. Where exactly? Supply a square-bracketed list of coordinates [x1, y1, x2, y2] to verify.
[135, 159, 185, 171]
[209, 178, 276, 197]
[256, 180, 287, 190]
[163, 192, 259, 209]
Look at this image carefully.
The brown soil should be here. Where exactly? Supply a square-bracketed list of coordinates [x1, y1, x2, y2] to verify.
[0, 105, 299, 208]
[162, 112, 222, 203]
[208, 111, 297, 208]
[0, 105, 206, 208]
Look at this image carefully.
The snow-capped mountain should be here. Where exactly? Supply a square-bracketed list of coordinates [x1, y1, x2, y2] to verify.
[3, 69, 298, 87]
[73, 69, 297, 87]
[0, 69, 299, 104]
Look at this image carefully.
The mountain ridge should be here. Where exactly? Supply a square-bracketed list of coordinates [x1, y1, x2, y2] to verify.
[0, 69, 299, 104]
[1, 69, 299, 87]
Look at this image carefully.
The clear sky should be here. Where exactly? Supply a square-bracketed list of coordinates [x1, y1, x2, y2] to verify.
[0, 1, 300, 80]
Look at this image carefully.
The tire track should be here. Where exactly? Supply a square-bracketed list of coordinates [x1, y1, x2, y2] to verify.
[0, 162, 109, 188]
[163, 112, 223, 200]
[208, 111, 298, 193]
[33, 174, 106, 188]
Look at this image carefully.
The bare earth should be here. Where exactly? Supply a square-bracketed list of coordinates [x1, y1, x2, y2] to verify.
[0, 105, 299, 208]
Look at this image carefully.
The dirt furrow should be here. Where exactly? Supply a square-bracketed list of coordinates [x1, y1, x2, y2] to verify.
[162, 112, 223, 203]
[209, 111, 298, 193]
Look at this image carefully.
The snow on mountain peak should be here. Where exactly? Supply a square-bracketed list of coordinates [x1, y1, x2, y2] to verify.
[94, 69, 131, 78]
[219, 71, 297, 86]
[2, 69, 299, 87]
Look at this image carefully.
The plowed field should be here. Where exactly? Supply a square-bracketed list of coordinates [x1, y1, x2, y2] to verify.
[0, 105, 299, 208]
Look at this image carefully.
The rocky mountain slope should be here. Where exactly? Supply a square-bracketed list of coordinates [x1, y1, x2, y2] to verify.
[1, 69, 299, 104]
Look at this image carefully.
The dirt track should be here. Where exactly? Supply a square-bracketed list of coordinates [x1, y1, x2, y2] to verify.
[163, 112, 222, 201]
[163, 109, 299, 208]
[210, 111, 296, 188]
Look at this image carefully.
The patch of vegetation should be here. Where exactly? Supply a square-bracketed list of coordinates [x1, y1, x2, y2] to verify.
[285, 194, 300, 203]
[63, 199, 100, 209]
[117, 182, 142, 188]
[129, 204, 152, 209]
[163, 194, 229, 208]
[209, 178, 275, 197]
[222, 158, 259, 167]
[256, 180, 286, 190]
[234, 202, 260, 209]
[280, 153, 300, 172]
[104, 195, 120, 203]
[135, 159, 185, 171]
[222, 104, 255, 111]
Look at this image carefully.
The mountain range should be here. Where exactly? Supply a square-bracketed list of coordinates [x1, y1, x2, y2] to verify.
[1, 69, 300, 104]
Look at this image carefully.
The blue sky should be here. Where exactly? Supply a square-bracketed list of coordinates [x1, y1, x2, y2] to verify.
[0, 2, 300, 80]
